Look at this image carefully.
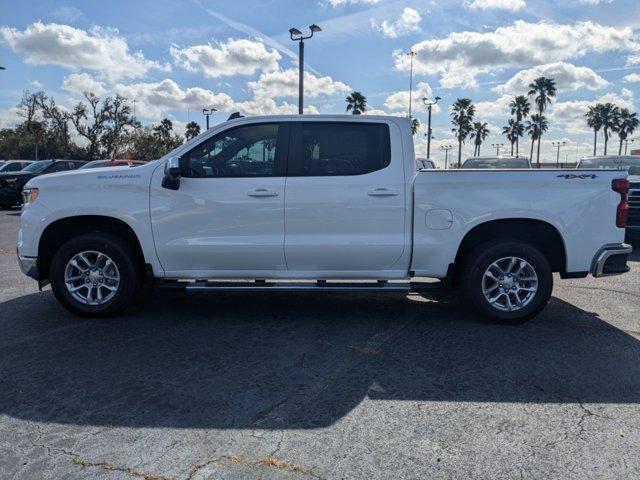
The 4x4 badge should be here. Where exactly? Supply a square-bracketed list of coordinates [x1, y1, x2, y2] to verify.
[557, 174, 597, 179]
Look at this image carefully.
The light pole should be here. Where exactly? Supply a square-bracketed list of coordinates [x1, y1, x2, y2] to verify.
[422, 96, 441, 159]
[552, 141, 566, 168]
[491, 143, 504, 156]
[289, 24, 321, 115]
[407, 51, 416, 117]
[202, 108, 217, 130]
[441, 144, 452, 169]
[625, 138, 635, 155]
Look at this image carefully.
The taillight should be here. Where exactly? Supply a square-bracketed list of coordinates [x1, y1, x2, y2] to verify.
[612, 179, 630, 228]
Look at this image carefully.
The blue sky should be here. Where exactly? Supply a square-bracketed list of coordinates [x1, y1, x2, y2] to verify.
[1, 0, 639, 164]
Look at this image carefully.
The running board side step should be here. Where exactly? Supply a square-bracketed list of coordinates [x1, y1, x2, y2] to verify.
[156, 280, 444, 294]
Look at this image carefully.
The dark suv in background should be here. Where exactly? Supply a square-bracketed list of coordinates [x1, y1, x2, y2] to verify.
[0, 159, 86, 208]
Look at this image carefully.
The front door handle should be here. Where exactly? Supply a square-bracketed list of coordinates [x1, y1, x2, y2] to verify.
[367, 188, 399, 197]
[247, 189, 279, 197]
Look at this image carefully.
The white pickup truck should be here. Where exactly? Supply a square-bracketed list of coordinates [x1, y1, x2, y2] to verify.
[17, 115, 632, 324]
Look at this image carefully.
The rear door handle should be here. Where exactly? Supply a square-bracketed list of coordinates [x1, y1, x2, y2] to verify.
[247, 189, 279, 197]
[367, 188, 399, 197]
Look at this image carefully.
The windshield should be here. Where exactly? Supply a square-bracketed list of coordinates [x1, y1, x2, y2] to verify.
[21, 160, 53, 173]
[462, 158, 530, 169]
[577, 157, 640, 175]
[80, 161, 110, 169]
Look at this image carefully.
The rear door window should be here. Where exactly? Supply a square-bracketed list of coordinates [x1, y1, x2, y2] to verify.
[289, 122, 391, 176]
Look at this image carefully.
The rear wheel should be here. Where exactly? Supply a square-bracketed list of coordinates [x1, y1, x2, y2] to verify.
[50, 233, 141, 317]
[461, 240, 553, 324]
[0, 203, 13, 209]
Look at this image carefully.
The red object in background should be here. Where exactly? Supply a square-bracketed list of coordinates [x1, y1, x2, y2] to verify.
[630, 149, 640, 156]
[80, 159, 147, 169]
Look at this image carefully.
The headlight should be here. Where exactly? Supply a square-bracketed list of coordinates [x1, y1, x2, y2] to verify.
[22, 188, 39, 205]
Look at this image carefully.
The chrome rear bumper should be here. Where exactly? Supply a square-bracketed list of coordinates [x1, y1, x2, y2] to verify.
[591, 243, 633, 277]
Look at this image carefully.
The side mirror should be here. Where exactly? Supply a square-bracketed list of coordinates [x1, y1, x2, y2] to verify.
[162, 157, 181, 190]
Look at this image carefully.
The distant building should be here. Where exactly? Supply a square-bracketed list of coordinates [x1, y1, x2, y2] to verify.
[631, 149, 640, 156]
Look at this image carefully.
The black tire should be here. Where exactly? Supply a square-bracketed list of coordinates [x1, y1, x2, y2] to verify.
[460, 240, 553, 324]
[0, 204, 13, 209]
[50, 233, 141, 317]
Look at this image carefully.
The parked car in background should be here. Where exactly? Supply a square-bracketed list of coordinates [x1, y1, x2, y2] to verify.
[416, 157, 436, 170]
[577, 156, 640, 237]
[0, 160, 33, 173]
[461, 156, 531, 169]
[80, 159, 146, 169]
[0, 159, 86, 208]
[18, 115, 631, 324]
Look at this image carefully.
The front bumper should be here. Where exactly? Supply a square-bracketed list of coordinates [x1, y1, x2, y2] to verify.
[18, 254, 39, 281]
[591, 243, 633, 277]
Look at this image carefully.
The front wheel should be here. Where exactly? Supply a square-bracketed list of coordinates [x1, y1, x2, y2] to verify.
[461, 240, 553, 324]
[50, 233, 141, 317]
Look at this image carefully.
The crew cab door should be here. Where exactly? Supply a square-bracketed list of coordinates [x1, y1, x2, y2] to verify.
[284, 120, 408, 274]
[150, 122, 289, 277]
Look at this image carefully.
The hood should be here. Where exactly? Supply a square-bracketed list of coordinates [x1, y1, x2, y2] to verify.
[25, 162, 156, 189]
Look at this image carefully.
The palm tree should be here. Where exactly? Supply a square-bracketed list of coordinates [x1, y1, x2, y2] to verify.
[528, 77, 556, 166]
[411, 118, 420, 135]
[470, 121, 490, 156]
[598, 103, 620, 155]
[615, 108, 639, 155]
[345, 91, 367, 115]
[451, 98, 475, 167]
[585, 104, 604, 156]
[502, 119, 519, 156]
[185, 121, 201, 140]
[509, 95, 530, 155]
[525, 114, 548, 165]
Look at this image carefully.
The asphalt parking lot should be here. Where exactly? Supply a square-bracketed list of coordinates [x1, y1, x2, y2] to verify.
[1, 208, 639, 479]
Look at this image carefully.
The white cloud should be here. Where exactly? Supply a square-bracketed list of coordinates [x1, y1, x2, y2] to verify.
[29, 80, 44, 89]
[475, 94, 513, 121]
[234, 97, 319, 116]
[51, 6, 83, 22]
[170, 38, 280, 78]
[494, 62, 608, 95]
[62, 73, 106, 96]
[466, 0, 526, 11]
[248, 68, 350, 99]
[363, 109, 389, 116]
[0, 107, 21, 129]
[395, 21, 640, 88]
[112, 79, 235, 120]
[0, 22, 168, 80]
[383, 82, 439, 114]
[624, 73, 640, 83]
[550, 89, 635, 134]
[327, 0, 380, 6]
[372, 8, 422, 38]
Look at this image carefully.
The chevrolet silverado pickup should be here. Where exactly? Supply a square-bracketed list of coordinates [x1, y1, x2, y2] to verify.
[17, 115, 632, 323]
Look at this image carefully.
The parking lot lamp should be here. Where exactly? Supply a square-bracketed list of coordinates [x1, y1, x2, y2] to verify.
[422, 96, 441, 158]
[202, 108, 217, 130]
[441, 144, 452, 169]
[625, 138, 634, 155]
[491, 143, 504, 156]
[552, 141, 566, 168]
[289, 24, 321, 115]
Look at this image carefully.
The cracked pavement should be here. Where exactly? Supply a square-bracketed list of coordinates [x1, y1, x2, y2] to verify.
[1, 208, 639, 479]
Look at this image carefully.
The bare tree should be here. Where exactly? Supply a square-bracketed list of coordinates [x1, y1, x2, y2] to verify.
[17, 90, 47, 159]
[39, 96, 72, 159]
[71, 92, 113, 160]
[101, 95, 136, 158]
